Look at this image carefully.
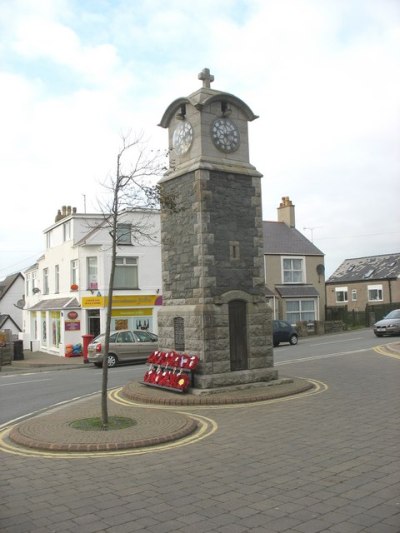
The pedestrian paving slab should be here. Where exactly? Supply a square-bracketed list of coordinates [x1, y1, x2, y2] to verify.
[1, 340, 399, 533]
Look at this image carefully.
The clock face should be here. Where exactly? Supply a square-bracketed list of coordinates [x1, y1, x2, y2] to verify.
[211, 118, 240, 153]
[172, 121, 193, 155]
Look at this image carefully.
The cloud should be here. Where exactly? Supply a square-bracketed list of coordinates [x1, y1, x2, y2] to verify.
[0, 0, 399, 279]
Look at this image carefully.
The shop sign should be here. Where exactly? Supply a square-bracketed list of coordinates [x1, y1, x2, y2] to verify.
[81, 296, 105, 308]
[111, 308, 152, 317]
[65, 321, 81, 331]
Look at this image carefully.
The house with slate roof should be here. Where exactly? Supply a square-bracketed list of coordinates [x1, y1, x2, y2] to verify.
[0, 272, 24, 335]
[263, 197, 326, 323]
[326, 253, 400, 312]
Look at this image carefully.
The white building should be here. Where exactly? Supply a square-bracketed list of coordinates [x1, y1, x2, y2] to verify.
[0, 272, 25, 335]
[23, 206, 162, 356]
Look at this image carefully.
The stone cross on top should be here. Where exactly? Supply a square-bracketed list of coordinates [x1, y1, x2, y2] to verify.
[198, 67, 214, 88]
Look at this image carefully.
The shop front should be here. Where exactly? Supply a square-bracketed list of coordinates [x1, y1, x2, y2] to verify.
[81, 294, 162, 336]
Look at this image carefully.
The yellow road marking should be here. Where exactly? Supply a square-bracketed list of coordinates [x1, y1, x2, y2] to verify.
[373, 345, 400, 360]
[110, 378, 328, 411]
[0, 412, 218, 459]
[0, 377, 327, 459]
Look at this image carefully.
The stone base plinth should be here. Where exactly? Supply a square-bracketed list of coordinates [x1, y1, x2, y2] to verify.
[193, 367, 278, 390]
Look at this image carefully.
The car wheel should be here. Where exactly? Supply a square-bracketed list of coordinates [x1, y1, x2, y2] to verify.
[107, 354, 118, 368]
[289, 334, 298, 345]
[273, 342, 279, 347]
[94, 363, 102, 368]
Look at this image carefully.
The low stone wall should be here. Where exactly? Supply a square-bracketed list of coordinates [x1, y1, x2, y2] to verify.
[296, 320, 346, 337]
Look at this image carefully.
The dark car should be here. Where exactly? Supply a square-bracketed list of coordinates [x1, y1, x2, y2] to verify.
[273, 320, 298, 347]
[87, 329, 158, 367]
[373, 309, 400, 337]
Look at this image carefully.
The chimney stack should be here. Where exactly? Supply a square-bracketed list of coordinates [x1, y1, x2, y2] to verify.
[277, 196, 295, 228]
[55, 205, 77, 222]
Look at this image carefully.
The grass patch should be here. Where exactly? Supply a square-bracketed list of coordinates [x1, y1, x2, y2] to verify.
[70, 416, 136, 431]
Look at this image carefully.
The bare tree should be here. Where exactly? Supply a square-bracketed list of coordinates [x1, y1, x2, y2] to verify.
[98, 134, 175, 428]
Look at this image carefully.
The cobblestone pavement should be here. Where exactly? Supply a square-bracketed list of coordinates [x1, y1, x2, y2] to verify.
[0, 342, 399, 532]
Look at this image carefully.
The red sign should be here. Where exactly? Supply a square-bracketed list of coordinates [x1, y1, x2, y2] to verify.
[67, 311, 78, 320]
[65, 321, 80, 331]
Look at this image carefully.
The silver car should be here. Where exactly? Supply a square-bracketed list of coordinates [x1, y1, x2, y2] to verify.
[87, 329, 157, 367]
[373, 309, 400, 337]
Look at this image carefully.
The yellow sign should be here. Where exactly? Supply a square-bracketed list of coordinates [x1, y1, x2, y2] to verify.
[81, 296, 105, 308]
[111, 308, 152, 317]
[81, 294, 160, 308]
[111, 295, 159, 307]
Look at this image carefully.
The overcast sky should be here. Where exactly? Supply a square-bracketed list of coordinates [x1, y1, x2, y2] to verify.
[1, 0, 399, 280]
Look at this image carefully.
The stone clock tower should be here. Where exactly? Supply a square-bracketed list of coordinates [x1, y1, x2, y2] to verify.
[157, 68, 277, 389]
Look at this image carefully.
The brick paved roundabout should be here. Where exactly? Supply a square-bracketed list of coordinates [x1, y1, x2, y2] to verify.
[0, 343, 399, 532]
[4, 377, 314, 453]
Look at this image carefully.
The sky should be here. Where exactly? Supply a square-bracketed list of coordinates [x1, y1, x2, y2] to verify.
[1, 0, 399, 280]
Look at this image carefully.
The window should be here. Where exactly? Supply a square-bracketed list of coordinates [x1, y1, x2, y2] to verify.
[116, 224, 132, 245]
[63, 221, 71, 241]
[71, 259, 79, 286]
[282, 257, 304, 283]
[368, 284, 383, 301]
[114, 257, 138, 289]
[55, 265, 59, 293]
[335, 287, 348, 303]
[43, 268, 49, 295]
[32, 271, 37, 294]
[363, 268, 375, 279]
[87, 257, 98, 289]
[286, 300, 315, 322]
[352, 289, 357, 301]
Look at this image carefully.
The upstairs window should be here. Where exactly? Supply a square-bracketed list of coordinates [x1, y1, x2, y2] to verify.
[368, 284, 383, 302]
[114, 257, 138, 289]
[87, 257, 98, 290]
[70, 259, 79, 286]
[352, 289, 357, 301]
[335, 287, 348, 303]
[116, 224, 132, 245]
[55, 265, 60, 293]
[282, 257, 304, 283]
[43, 268, 49, 295]
[63, 221, 71, 241]
[32, 271, 37, 294]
